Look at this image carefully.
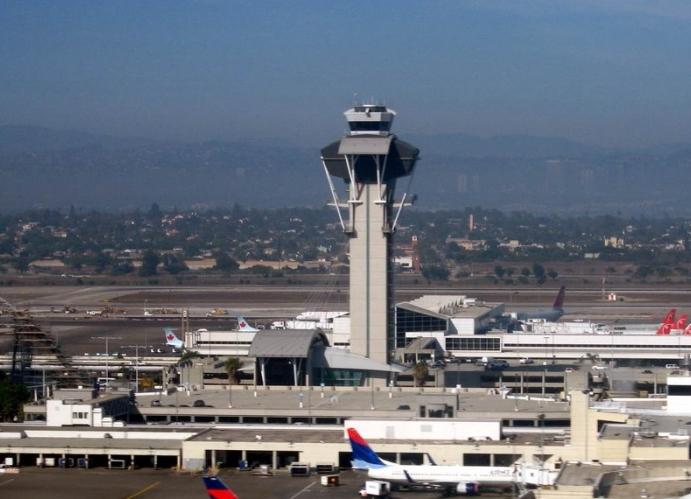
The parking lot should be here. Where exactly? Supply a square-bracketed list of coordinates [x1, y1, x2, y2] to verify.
[0, 468, 515, 498]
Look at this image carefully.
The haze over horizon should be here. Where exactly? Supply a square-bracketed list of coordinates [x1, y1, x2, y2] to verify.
[3, 1, 691, 149]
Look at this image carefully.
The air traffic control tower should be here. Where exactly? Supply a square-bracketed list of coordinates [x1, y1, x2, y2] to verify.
[321, 105, 420, 370]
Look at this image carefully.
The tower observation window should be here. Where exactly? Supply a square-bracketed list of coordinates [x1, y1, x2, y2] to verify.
[349, 121, 391, 132]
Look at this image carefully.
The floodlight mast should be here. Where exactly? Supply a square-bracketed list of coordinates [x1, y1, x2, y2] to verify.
[320, 105, 420, 377]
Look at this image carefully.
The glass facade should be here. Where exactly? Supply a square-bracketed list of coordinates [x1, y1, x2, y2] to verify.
[395, 307, 448, 347]
[313, 368, 364, 387]
[445, 337, 501, 351]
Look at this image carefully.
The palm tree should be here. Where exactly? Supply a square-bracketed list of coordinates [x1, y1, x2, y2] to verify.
[412, 361, 429, 387]
[177, 349, 202, 370]
[169, 349, 201, 387]
[224, 357, 242, 386]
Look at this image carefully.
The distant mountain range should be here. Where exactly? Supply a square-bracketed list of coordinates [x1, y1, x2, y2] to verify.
[1, 125, 691, 215]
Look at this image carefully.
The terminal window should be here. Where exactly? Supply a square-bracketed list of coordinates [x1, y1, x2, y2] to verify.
[396, 308, 448, 347]
[445, 337, 501, 351]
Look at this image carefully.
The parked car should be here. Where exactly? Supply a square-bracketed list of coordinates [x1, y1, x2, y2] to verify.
[487, 360, 509, 371]
[519, 357, 534, 365]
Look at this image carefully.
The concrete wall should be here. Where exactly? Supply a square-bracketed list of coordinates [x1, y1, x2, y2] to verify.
[46, 400, 94, 427]
[451, 318, 476, 336]
[346, 419, 501, 441]
[349, 183, 391, 369]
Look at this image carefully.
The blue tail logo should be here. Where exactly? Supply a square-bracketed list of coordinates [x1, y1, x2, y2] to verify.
[347, 427, 386, 469]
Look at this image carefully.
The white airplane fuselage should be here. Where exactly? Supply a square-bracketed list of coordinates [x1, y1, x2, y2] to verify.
[368, 464, 515, 486]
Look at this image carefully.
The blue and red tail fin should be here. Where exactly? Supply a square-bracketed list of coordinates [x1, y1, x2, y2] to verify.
[552, 286, 566, 310]
[347, 427, 387, 469]
[202, 476, 238, 499]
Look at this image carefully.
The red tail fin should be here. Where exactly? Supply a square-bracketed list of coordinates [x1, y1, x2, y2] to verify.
[552, 286, 566, 309]
[676, 314, 688, 330]
[657, 323, 673, 335]
[662, 309, 677, 325]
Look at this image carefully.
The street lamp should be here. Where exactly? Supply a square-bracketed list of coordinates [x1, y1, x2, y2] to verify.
[122, 344, 143, 391]
[91, 336, 122, 390]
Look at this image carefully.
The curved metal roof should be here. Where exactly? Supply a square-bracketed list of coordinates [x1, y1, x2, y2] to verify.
[247, 330, 329, 358]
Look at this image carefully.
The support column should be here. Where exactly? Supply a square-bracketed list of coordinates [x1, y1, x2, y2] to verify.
[108, 454, 112, 469]
[272, 451, 278, 470]
[542, 372, 546, 395]
[131, 454, 135, 470]
[211, 450, 216, 469]
[153, 455, 158, 469]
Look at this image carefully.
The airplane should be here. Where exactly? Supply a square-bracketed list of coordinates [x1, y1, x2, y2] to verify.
[347, 427, 523, 495]
[236, 316, 258, 332]
[655, 309, 691, 335]
[513, 286, 566, 322]
[202, 475, 238, 499]
[163, 328, 184, 349]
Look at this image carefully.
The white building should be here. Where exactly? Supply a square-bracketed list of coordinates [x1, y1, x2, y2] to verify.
[46, 390, 130, 427]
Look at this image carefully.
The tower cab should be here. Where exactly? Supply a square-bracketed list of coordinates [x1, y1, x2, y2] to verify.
[344, 105, 395, 136]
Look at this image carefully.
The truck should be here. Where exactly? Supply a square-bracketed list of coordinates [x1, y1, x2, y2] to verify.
[359, 480, 390, 498]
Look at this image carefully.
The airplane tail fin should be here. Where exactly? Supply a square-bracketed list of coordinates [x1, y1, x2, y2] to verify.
[164, 328, 184, 348]
[662, 309, 677, 325]
[677, 314, 689, 330]
[202, 476, 238, 499]
[347, 428, 388, 469]
[657, 309, 677, 335]
[552, 286, 566, 310]
[237, 317, 258, 332]
[657, 324, 672, 335]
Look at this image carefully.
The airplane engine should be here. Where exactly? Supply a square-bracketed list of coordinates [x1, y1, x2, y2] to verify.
[456, 481, 479, 495]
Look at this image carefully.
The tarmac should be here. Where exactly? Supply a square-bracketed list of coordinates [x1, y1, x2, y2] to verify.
[0, 468, 515, 499]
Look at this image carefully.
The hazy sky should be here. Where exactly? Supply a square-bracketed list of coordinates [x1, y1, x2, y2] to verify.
[2, 0, 691, 147]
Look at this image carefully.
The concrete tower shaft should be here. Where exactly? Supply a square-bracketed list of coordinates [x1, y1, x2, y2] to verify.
[320, 106, 420, 368]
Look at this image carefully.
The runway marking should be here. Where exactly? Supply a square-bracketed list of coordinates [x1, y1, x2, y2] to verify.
[125, 480, 160, 499]
[0, 479, 16, 486]
[288, 480, 316, 499]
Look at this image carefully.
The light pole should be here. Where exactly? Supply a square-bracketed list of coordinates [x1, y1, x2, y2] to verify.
[122, 344, 143, 391]
[91, 336, 122, 390]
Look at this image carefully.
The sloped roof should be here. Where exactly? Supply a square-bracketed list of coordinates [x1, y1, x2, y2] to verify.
[312, 346, 404, 373]
[247, 330, 328, 358]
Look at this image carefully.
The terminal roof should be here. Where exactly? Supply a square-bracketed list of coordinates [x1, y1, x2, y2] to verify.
[248, 330, 328, 358]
